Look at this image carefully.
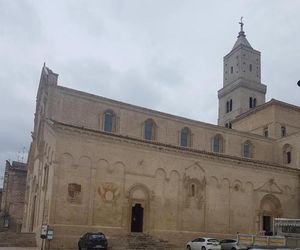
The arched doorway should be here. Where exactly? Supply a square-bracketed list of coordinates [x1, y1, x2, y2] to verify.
[131, 203, 144, 232]
[258, 194, 282, 234]
[127, 184, 151, 233]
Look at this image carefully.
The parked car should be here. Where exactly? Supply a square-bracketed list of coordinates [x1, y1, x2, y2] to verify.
[187, 237, 221, 250]
[78, 232, 108, 250]
[220, 239, 247, 250]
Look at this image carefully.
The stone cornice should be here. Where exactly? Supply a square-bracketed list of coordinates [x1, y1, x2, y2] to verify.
[218, 79, 267, 98]
[224, 44, 260, 59]
[48, 119, 300, 175]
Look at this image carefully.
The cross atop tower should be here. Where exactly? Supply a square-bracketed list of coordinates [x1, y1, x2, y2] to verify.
[239, 17, 244, 32]
[238, 16, 246, 38]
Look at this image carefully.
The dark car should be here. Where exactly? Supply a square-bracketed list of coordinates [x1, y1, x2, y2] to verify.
[78, 232, 108, 250]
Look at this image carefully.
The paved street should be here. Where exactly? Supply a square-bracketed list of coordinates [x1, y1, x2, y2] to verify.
[0, 248, 38, 250]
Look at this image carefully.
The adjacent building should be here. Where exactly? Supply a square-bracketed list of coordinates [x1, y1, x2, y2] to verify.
[0, 161, 27, 231]
[22, 24, 300, 249]
[0, 188, 2, 211]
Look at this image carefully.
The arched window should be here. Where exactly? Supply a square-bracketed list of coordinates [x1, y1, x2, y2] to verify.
[144, 119, 156, 140]
[243, 140, 253, 158]
[283, 144, 292, 164]
[103, 110, 116, 132]
[212, 134, 224, 153]
[180, 127, 191, 147]
[263, 127, 269, 137]
[249, 97, 257, 108]
[226, 99, 233, 113]
[190, 183, 196, 197]
[281, 125, 286, 137]
[225, 122, 232, 129]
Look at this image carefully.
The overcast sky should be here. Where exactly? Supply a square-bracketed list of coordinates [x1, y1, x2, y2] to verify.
[0, 0, 300, 185]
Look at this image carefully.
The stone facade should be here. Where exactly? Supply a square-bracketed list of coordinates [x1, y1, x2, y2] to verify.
[0, 161, 27, 231]
[22, 27, 300, 249]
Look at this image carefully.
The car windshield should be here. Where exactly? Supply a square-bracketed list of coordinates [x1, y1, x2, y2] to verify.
[223, 239, 236, 243]
[89, 234, 104, 240]
[208, 239, 219, 243]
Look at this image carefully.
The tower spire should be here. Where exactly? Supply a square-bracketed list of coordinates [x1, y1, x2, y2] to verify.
[238, 16, 245, 38]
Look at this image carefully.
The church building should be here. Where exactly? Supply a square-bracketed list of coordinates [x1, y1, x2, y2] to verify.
[22, 23, 300, 249]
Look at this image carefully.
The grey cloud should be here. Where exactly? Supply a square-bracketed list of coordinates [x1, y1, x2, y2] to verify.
[1, 0, 300, 182]
[0, 0, 42, 43]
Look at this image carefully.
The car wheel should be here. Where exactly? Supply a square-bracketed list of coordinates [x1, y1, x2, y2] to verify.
[187, 245, 191, 250]
[202, 246, 206, 250]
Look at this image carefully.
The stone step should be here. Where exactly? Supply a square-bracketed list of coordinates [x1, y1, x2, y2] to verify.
[0, 232, 36, 247]
[108, 233, 175, 250]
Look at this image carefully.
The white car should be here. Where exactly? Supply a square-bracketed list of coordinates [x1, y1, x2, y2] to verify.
[187, 237, 221, 250]
[220, 239, 247, 250]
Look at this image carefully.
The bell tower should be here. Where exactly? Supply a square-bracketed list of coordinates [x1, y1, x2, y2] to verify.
[218, 18, 267, 127]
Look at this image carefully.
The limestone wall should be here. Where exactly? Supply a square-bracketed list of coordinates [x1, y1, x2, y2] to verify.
[46, 86, 275, 163]
[43, 123, 299, 249]
[233, 101, 300, 139]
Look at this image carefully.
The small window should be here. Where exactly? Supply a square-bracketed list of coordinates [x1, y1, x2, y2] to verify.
[243, 141, 253, 158]
[225, 122, 232, 129]
[180, 127, 191, 147]
[243, 143, 250, 158]
[249, 97, 257, 108]
[283, 144, 292, 164]
[249, 64, 252, 72]
[191, 184, 195, 197]
[263, 127, 268, 137]
[144, 119, 156, 140]
[281, 126, 286, 137]
[226, 99, 232, 113]
[287, 152, 292, 164]
[231, 66, 233, 74]
[212, 134, 224, 153]
[103, 110, 115, 132]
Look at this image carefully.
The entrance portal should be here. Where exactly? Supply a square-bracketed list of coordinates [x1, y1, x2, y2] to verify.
[263, 215, 271, 232]
[131, 203, 144, 232]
